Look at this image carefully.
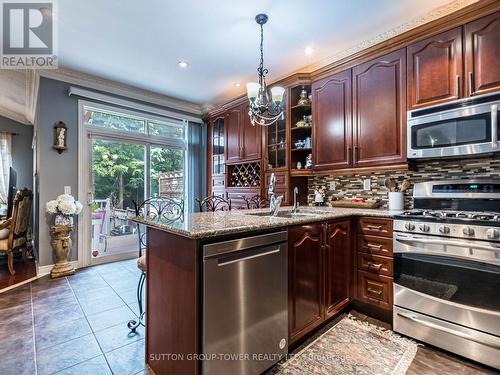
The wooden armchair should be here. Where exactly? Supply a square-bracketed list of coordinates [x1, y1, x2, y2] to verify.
[0, 188, 33, 275]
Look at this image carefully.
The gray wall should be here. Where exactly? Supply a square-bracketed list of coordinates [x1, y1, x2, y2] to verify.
[0, 115, 34, 191]
[37, 78, 79, 266]
[36, 77, 204, 266]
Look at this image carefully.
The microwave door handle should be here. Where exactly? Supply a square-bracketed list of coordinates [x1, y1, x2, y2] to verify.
[396, 236, 500, 253]
[492, 104, 498, 148]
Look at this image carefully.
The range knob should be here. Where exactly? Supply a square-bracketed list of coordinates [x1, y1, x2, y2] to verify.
[438, 225, 450, 235]
[486, 228, 500, 239]
[404, 222, 415, 231]
[419, 223, 430, 232]
[462, 226, 475, 236]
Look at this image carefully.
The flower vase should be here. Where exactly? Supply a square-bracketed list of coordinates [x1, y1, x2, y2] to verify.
[55, 214, 73, 226]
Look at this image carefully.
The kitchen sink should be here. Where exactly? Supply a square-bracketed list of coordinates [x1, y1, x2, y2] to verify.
[245, 210, 321, 218]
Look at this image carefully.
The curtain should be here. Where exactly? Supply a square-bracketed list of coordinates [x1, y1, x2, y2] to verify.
[0, 132, 12, 205]
[187, 122, 207, 212]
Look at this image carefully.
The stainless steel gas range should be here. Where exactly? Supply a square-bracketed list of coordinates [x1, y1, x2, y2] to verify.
[393, 180, 500, 370]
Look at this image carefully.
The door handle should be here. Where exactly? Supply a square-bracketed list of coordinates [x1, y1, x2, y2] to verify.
[367, 262, 383, 270]
[397, 311, 500, 349]
[492, 104, 498, 148]
[87, 192, 94, 206]
[217, 247, 280, 267]
[468, 72, 473, 96]
[367, 288, 382, 296]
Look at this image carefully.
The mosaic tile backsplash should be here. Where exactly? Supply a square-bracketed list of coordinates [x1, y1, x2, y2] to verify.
[307, 156, 500, 209]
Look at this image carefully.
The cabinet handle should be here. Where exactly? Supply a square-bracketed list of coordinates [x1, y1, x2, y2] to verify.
[367, 262, 383, 270]
[367, 288, 383, 296]
[353, 146, 358, 163]
[367, 243, 383, 249]
[347, 147, 352, 165]
[468, 72, 473, 96]
[455, 74, 460, 96]
[366, 225, 382, 230]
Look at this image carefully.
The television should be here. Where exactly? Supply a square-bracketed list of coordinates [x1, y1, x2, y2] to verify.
[7, 167, 17, 218]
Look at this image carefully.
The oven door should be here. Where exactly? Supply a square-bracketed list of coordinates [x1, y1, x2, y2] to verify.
[393, 232, 500, 336]
[407, 101, 499, 158]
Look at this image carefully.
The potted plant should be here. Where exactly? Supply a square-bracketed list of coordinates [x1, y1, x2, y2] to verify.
[46, 194, 83, 226]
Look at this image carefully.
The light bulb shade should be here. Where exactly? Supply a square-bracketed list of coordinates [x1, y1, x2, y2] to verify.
[270, 86, 285, 103]
[246, 82, 260, 100]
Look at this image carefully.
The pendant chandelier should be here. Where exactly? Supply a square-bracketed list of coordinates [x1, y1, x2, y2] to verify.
[246, 14, 285, 127]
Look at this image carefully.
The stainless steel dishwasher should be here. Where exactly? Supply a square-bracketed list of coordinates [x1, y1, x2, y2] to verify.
[202, 231, 288, 375]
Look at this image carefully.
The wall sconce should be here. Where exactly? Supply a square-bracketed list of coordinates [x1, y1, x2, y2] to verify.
[53, 122, 67, 154]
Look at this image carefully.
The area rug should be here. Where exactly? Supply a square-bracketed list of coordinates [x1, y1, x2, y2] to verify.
[271, 314, 417, 375]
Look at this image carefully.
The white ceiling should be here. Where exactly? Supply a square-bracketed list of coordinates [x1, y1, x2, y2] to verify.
[57, 0, 458, 107]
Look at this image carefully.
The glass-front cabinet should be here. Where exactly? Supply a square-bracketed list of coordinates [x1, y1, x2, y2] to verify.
[212, 117, 225, 175]
[266, 114, 286, 170]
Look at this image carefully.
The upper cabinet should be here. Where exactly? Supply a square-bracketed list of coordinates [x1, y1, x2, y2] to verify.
[225, 103, 261, 164]
[465, 11, 500, 97]
[312, 70, 352, 170]
[353, 49, 407, 167]
[225, 105, 243, 163]
[407, 27, 463, 110]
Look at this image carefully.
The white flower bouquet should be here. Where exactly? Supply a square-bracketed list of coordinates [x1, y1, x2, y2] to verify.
[46, 194, 83, 225]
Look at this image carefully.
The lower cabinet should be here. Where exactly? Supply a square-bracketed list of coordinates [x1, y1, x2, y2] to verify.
[288, 220, 351, 345]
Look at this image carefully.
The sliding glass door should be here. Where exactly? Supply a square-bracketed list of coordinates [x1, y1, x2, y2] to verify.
[81, 102, 187, 265]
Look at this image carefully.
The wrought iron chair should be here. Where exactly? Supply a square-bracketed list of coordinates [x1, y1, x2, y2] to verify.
[196, 194, 232, 212]
[127, 197, 184, 332]
[243, 194, 269, 210]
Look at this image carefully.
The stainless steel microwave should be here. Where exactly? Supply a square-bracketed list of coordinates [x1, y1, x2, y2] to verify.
[407, 93, 500, 159]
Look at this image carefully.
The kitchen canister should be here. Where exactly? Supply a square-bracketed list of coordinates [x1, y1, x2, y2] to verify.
[388, 192, 404, 211]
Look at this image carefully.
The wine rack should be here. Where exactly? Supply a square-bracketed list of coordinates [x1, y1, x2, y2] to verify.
[228, 162, 261, 188]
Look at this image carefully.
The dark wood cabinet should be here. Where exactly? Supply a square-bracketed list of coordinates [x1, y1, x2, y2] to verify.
[225, 103, 261, 164]
[324, 220, 351, 319]
[312, 69, 352, 170]
[353, 49, 407, 167]
[225, 106, 243, 163]
[407, 27, 463, 109]
[288, 219, 352, 344]
[241, 103, 262, 161]
[288, 224, 324, 344]
[465, 11, 500, 97]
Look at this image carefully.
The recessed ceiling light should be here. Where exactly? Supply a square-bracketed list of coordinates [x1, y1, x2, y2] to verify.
[234, 83, 241, 88]
[304, 46, 314, 56]
[178, 60, 189, 69]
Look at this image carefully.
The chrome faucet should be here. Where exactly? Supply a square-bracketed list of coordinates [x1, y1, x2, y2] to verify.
[268, 173, 283, 216]
[292, 187, 299, 214]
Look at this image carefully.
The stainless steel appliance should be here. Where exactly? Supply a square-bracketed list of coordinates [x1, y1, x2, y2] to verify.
[393, 180, 500, 369]
[407, 93, 499, 159]
[202, 231, 288, 375]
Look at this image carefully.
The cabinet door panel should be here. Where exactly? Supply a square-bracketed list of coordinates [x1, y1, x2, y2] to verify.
[353, 49, 407, 167]
[225, 107, 242, 163]
[312, 69, 352, 170]
[407, 27, 463, 109]
[288, 224, 323, 344]
[241, 103, 262, 161]
[324, 220, 351, 318]
[465, 11, 500, 96]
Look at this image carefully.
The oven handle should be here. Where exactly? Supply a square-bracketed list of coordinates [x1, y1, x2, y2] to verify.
[492, 104, 498, 148]
[397, 311, 500, 349]
[395, 235, 500, 253]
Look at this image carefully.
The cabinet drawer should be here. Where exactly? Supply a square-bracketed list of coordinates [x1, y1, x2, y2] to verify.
[357, 253, 393, 277]
[212, 175, 225, 188]
[357, 235, 393, 257]
[357, 271, 392, 310]
[265, 172, 288, 188]
[358, 217, 393, 237]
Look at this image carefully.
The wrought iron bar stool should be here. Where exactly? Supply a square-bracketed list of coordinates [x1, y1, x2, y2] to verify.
[127, 197, 184, 332]
[196, 194, 232, 212]
[243, 194, 269, 209]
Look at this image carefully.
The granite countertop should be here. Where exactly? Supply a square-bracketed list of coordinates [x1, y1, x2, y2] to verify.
[134, 206, 397, 239]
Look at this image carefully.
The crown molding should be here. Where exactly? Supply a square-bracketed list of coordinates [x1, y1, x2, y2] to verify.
[39, 67, 203, 116]
[25, 70, 40, 125]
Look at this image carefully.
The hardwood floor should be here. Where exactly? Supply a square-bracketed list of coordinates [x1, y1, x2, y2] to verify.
[0, 254, 36, 290]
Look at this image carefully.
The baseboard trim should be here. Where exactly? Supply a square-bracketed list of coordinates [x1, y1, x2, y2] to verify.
[37, 261, 79, 277]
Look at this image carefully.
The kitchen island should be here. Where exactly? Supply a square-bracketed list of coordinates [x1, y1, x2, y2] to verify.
[138, 207, 394, 375]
